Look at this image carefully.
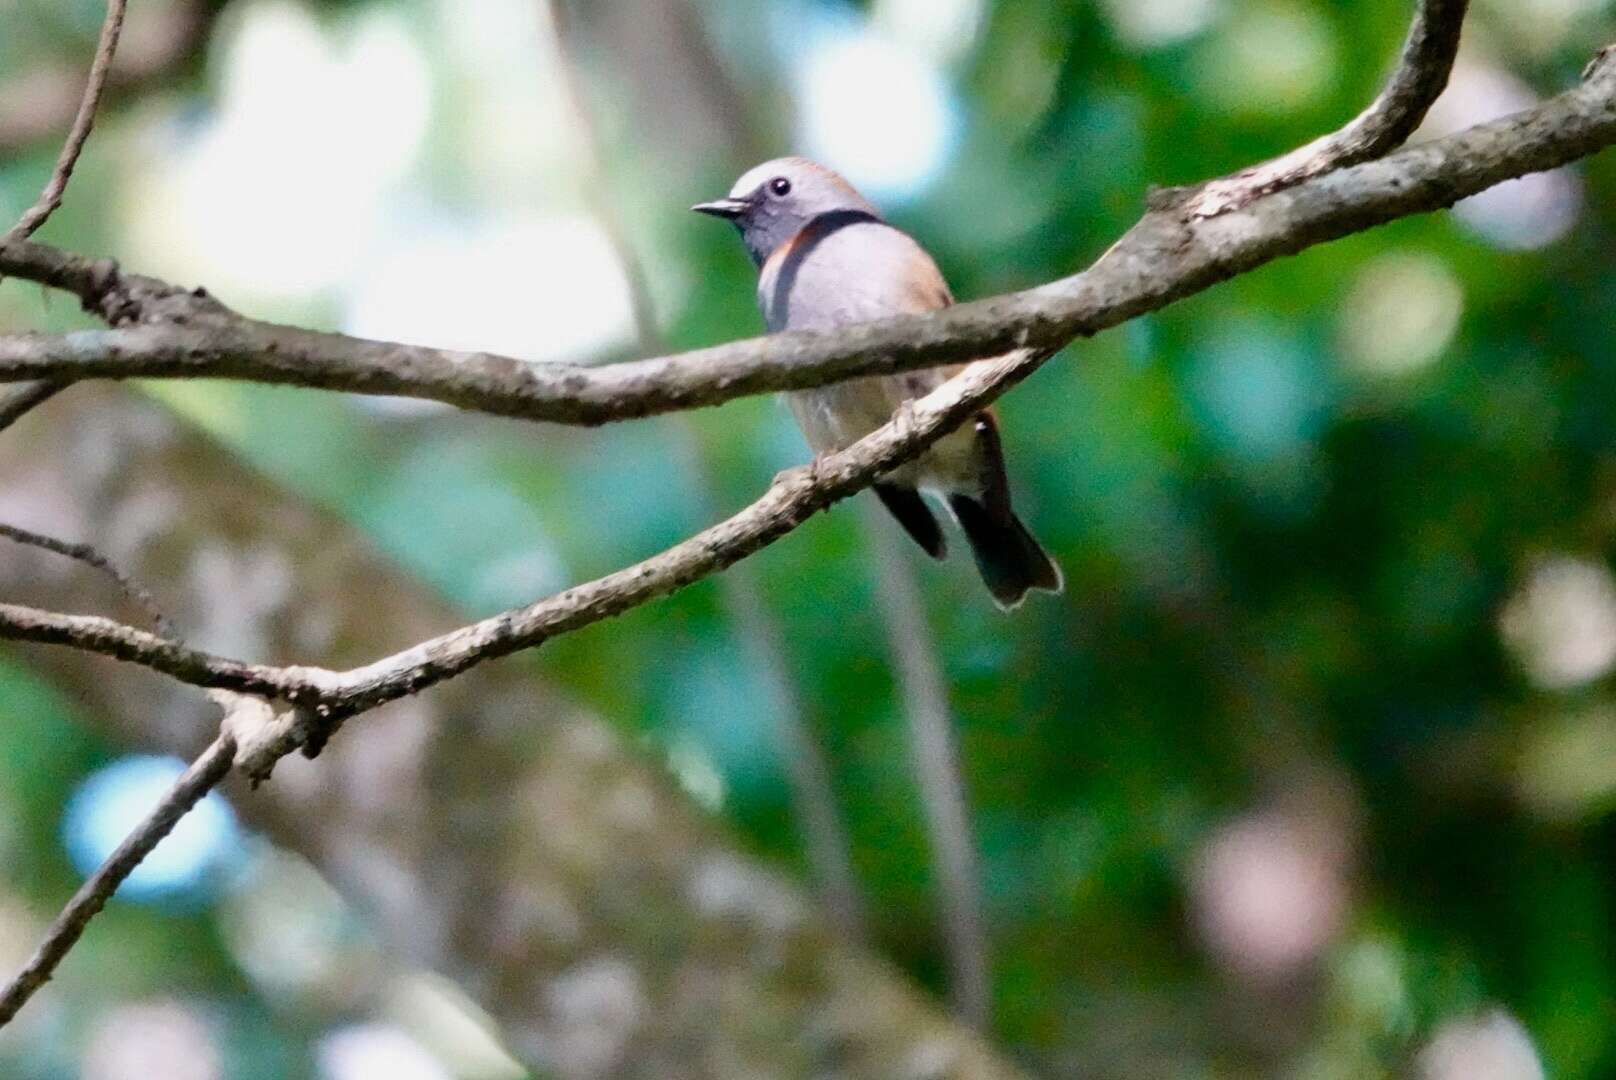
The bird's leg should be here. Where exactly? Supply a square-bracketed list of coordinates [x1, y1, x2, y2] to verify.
[773, 451, 830, 490]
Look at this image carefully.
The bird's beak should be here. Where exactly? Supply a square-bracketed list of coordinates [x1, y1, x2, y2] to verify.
[691, 197, 749, 219]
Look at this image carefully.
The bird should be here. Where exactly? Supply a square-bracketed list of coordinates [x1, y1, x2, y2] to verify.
[693, 156, 1062, 609]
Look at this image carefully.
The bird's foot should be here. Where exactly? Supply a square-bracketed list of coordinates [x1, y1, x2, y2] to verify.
[891, 398, 924, 441]
[773, 452, 829, 491]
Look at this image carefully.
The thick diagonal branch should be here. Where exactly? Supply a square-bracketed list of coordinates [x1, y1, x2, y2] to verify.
[2, 48, 1615, 767]
[0, 41, 1607, 431]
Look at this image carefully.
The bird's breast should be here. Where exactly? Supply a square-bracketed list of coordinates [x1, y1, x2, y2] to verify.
[758, 218, 947, 332]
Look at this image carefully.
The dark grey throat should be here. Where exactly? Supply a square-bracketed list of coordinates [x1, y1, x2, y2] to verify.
[744, 207, 883, 268]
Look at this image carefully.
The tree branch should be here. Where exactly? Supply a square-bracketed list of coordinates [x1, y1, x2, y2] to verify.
[0, 522, 172, 635]
[0, 733, 236, 1025]
[0, 388, 1027, 1076]
[0, 599, 333, 701]
[3, 0, 128, 243]
[0, 346, 1041, 763]
[0, 42, 1613, 776]
[0, 6, 1595, 1044]
[0, 0, 125, 426]
[0, 511, 289, 1029]
[1171, 0, 1469, 217]
[0, 380, 65, 433]
[3, 0, 131, 432]
[0, 42, 1610, 429]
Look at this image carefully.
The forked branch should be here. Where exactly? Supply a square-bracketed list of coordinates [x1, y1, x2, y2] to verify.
[2, 2, 1615, 1036]
[1169, 0, 1469, 217]
[2, 0, 131, 432]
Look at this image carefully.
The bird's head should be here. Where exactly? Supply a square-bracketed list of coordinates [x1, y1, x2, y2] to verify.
[692, 156, 878, 266]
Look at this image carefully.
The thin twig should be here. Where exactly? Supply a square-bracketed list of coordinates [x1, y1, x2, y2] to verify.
[1174, 0, 1468, 217]
[0, 733, 236, 1025]
[0, 0, 129, 423]
[0, 525, 272, 1031]
[3, 0, 129, 243]
[0, 521, 173, 635]
[0, 44, 1614, 752]
[0, 599, 324, 699]
[0, 38, 1601, 430]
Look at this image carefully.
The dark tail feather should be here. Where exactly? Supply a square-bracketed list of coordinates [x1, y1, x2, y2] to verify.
[949, 495, 1063, 610]
[874, 483, 947, 559]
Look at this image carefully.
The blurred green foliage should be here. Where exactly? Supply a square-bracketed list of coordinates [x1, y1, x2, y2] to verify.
[5, 0, 1616, 1076]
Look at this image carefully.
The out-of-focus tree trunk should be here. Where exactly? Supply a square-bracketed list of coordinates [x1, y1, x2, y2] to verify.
[0, 387, 1026, 1080]
[559, 0, 754, 169]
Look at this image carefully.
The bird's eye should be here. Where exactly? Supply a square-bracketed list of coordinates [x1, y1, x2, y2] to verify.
[769, 177, 792, 197]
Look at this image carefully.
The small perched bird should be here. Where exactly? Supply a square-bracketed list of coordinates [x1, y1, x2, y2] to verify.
[694, 156, 1062, 609]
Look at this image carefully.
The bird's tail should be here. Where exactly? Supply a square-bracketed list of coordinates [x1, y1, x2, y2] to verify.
[948, 495, 1063, 611]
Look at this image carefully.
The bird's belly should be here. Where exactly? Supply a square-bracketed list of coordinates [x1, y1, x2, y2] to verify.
[783, 377, 979, 493]
[785, 379, 896, 455]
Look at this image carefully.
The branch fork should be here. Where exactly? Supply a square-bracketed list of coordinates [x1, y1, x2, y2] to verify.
[4, 0, 1616, 1036]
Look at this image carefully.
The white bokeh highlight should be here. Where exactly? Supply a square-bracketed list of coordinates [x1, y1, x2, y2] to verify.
[123, 1, 432, 303]
[1190, 803, 1351, 981]
[1499, 556, 1616, 690]
[1339, 252, 1464, 376]
[219, 846, 358, 996]
[343, 212, 635, 363]
[82, 1001, 222, 1080]
[794, 22, 959, 202]
[319, 1025, 452, 1080]
[872, 0, 984, 64]
[63, 755, 239, 898]
[1423, 63, 1582, 250]
[1198, 1, 1336, 115]
[1101, 0, 1223, 49]
[385, 974, 527, 1080]
[1418, 1011, 1545, 1080]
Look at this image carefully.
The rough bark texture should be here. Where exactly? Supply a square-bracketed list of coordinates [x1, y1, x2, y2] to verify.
[1174, 0, 1469, 216]
[0, 388, 1027, 1080]
[1, 44, 1615, 784]
[3, 7, 1616, 1061]
[1, 47, 1611, 429]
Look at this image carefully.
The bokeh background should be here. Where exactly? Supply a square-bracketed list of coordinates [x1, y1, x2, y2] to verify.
[3, 0, 1616, 1076]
